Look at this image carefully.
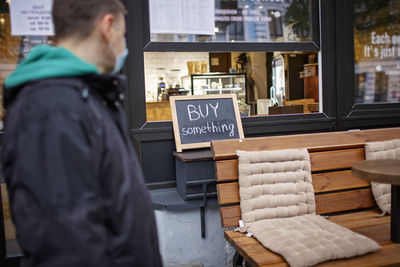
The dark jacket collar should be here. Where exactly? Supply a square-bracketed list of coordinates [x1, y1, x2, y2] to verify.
[81, 74, 127, 105]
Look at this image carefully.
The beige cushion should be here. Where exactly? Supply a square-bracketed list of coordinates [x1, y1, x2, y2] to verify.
[237, 149, 315, 223]
[248, 214, 380, 267]
[365, 139, 400, 215]
[237, 149, 380, 267]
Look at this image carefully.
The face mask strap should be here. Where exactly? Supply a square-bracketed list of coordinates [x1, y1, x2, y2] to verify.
[108, 22, 128, 74]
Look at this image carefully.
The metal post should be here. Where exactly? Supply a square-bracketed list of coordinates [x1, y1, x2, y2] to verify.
[200, 183, 208, 239]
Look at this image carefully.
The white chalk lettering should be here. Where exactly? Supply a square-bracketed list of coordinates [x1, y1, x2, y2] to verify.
[229, 124, 235, 137]
[209, 102, 219, 118]
[187, 103, 221, 121]
[181, 122, 236, 137]
[187, 105, 200, 121]
[198, 105, 209, 119]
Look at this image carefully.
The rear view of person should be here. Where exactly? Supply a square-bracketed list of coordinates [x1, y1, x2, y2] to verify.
[2, 1, 162, 266]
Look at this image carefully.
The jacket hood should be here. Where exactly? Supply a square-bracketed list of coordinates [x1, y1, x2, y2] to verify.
[4, 45, 100, 89]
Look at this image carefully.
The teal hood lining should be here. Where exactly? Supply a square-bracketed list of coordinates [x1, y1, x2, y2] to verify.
[4, 45, 100, 88]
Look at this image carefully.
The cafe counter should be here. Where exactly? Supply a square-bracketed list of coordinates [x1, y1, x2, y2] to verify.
[146, 101, 172, 122]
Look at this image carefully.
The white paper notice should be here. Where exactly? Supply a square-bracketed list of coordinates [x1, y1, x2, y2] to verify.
[149, 0, 215, 36]
[149, 0, 182, 34]
[10, 0, 55, 36]
[183, 0, 215, 35]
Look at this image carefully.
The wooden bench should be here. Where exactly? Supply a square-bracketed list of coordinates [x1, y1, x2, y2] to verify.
[211, 128, 400, 267]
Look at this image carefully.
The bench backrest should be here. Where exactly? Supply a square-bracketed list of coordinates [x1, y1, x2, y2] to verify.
[211, 128, 400, 228]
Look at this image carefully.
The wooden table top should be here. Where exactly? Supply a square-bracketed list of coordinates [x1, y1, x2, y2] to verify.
[352, 159, 400, 185]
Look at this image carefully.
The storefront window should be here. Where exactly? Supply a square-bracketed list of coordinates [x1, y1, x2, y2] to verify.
[149, 0, 311, 43]
[0, 1, 51, 130]
[354, 0, 400, 104]
[0, 0, 19, 256]
[1, 0, 53, 256]
[144, 51, 320, 122]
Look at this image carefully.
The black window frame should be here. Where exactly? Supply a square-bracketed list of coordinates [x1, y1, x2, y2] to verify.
[124, 0, 335, 128]
[123, 0, 338, 186]
[335, 0, 400, 130]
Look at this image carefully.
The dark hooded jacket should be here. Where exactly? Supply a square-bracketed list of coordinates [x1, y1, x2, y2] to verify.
[2, 45, 162, 267]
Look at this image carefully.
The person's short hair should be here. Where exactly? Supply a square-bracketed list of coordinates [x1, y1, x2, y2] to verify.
[52, 0, 127, 40]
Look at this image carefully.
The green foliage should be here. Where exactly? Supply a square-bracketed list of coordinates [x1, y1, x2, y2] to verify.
[354, 0, 398, 30]
[284, 0, 310, 38]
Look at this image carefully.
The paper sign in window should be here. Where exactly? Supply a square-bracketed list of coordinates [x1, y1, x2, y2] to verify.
[10, 0, 55, 36]
[149, 0, 215, 35]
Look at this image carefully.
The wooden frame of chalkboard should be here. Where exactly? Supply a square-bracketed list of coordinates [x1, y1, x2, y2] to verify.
[170, 94, 244, 152]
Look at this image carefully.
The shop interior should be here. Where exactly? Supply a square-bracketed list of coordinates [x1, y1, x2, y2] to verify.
[145, 51, 320, 121]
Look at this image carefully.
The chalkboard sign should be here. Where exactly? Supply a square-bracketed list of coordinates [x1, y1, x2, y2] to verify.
[170, 94, 244, 152]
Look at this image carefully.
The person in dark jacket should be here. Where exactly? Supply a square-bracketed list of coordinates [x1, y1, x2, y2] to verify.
[2, 0, 162, 266]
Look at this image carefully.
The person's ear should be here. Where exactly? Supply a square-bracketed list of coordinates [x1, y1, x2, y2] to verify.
[99, 14, 115, 43]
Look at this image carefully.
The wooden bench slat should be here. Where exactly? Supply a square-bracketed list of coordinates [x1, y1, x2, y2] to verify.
[220, 205, 242, 228]
[317, 244, 400, 267]
[310, 148, 365, 172]
[313, 170, 369, 192]
[241, 243, 400, 267]
[215, 160, 238, 182]
[225, 211, 400, 267]
[219, 189, 376, 227]
[353, 223, 392, 246]
[327, 210, 389, 229]
[249, 251, 286, 266]
[225, 231, 285, 266]
[217, 171, 371, 205]
[315, 189, 375, 214]
[217, 183, 239, 205]
[212, 128, 400, 160]
[216, 149, 366, 182]
[226, 232, 397, 267]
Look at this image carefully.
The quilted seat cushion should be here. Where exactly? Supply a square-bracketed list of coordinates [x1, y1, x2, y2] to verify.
[237, 149, 381, 267]
[238, 149, 315, 223]
[365, 139, 400, 215]
[247, 214, 380, 267]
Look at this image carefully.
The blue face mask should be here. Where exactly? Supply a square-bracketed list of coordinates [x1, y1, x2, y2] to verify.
[110, 37, 129, 75]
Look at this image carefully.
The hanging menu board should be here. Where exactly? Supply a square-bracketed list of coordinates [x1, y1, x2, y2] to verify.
[149, 0, 215, 35]
[170, 94, 244, 152]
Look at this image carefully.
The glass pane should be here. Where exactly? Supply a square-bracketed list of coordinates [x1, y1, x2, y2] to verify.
[1, 0, 49, 256]
[144, 51, 320, 122]
[150, 0, 312, 43]
[354, 0, 400, 104]
[1, 0, 21, 254]
[0, 1, 52, 130]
